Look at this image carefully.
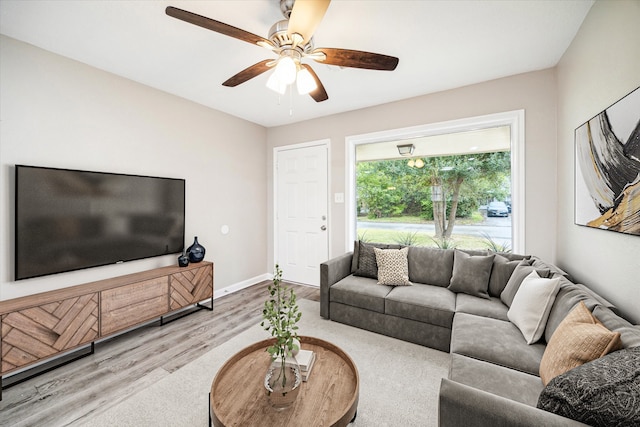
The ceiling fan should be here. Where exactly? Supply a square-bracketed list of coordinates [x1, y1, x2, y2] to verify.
[166, 0, 399, 102]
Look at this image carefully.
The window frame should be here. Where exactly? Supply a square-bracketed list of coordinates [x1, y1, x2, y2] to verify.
[345, 110, 525, 253]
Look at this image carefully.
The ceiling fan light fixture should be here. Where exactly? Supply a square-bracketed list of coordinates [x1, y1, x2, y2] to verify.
[274, 56, 297, 85]
[266, 71, 287, 94]
[296, 67, 317, 95]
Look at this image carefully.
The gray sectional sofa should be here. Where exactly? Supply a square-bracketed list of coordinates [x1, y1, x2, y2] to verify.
[320, 242, 640, 427]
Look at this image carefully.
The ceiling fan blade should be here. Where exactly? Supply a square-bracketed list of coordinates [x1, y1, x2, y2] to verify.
[312, 47, 399, 71]
[222, 60, 273, 87]
[301, 64, 328, 102]
[287, 0, 331, 45]
[166, 6, 272, 48]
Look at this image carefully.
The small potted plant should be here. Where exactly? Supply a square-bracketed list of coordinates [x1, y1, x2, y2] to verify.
[261, 264, 302, 409]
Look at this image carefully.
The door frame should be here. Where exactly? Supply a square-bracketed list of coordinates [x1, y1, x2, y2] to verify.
[273, 139, 331, 281]
[345, 110, 525, 254]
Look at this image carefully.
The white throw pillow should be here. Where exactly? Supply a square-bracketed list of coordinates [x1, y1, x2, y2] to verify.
[507, 271, 561, 344]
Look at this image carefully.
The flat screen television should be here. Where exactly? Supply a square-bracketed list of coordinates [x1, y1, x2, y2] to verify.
[15, 165, 185, 280]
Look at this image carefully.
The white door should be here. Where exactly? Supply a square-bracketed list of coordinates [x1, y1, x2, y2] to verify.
[275, 143, 328, 286]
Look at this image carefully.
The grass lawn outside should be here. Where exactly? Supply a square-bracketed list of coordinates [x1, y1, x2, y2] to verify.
[357, 228, 492, 250]
[356, 214, 501, 250]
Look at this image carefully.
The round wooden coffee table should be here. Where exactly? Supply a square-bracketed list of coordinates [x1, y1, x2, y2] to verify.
[210, 336, 359, 427]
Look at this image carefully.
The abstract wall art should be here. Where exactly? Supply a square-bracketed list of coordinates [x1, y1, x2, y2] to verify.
[575, 86, 640, 236]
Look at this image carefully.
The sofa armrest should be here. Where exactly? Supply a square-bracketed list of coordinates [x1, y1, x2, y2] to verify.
[320, 251, 353, 319]
[438, 379, 589, 427]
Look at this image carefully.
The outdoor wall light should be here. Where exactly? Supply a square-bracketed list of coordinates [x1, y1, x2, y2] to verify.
[397, 144, 415, 156]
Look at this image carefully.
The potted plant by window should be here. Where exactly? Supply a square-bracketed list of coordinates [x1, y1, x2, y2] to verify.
[261, 264, 302, 409]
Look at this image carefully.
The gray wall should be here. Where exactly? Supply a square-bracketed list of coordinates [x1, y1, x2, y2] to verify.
[0, 35, 268, 300]
[556, 0, 640, 323]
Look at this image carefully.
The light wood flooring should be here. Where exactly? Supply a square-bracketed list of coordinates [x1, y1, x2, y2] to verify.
[0, 282, 320, 426]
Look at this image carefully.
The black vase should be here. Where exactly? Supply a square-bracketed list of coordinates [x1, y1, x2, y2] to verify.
[187, 236, 205, 263]
[178, 252, 189, 267]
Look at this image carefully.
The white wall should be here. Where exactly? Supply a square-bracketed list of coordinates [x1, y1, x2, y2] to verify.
[267, 69, 558, 266]
[556, 1, 640, 323]
[0, 35, 268, 300]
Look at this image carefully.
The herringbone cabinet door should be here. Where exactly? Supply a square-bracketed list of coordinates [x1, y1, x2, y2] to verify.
[170, 264, 213, 310]
[1, 293, 98, 373]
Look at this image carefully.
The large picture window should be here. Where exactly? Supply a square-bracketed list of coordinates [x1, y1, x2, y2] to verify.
[346, 111, 525, 254]
[355, 129, 511, 251]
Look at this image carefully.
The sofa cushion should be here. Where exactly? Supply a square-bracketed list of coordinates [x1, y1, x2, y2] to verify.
[592, 305, 640, 349]
[537, 346, 640, 427]
[531, 256, 572, 280]
[447, 250, 494, 299]
[540, 301, 622, 385]
[544, 277, 604, 344]
[490, 251, 532, 262]
[450, 354, 544, 406]
[407, 246, 454, 287]
[451, 313, 545, 376]
[572, 282, 617, 310]
[455, 293, 509, 321]
[488, 254, 521, 297]
[329, 275, 392, 313]
[385, 283, 456, 328]
[374, 247, 412, 286]
[508, 271, 561, 344]
[459, 249, 489, 257]
[500, 260, 551, 307]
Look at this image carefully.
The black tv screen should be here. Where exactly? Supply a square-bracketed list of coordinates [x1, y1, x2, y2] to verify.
[15, 165, 185, 280]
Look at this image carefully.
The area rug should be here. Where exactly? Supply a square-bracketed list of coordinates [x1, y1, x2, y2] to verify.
[80, 299, 450, 426]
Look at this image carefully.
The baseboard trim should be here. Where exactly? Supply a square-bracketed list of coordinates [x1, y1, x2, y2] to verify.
[213, 273, 271, 299]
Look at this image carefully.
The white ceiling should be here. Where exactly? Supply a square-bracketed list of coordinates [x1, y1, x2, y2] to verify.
[0, 0, 594, 128]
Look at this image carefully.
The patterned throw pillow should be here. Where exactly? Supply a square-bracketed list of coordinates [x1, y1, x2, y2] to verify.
[353, 241, 402, 279]
[539, 301, 622, 385]
[538, 346, 640, 426]
[354, 242, 379, 279]
[373, 247, 412, 286]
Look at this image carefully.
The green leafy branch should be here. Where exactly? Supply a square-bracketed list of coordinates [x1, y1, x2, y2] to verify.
[260, 264, 302, 387]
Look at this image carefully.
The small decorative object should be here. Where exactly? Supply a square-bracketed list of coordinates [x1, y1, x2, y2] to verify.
[186, 236, 205, 262]
[177, 252, 189, 267]
[261, 264, 302, 409]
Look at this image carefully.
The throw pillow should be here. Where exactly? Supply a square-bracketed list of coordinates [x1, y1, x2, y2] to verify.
[500, 260, 550, 307]
[447, 250, 494, 299]
[537, 346, 640, 427]
[353, 241, 379, 279]
[350, 240, 359, 273]
[507, 271, 561, 344]
[374, 247, 412, 286]
[488, 254, 521, 297]
[539, 301, 622, 385]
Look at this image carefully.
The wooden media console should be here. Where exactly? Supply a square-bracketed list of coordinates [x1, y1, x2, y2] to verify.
[0, 261, 214, 398]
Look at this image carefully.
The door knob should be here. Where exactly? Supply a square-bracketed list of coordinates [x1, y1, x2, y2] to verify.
[321, 225, 327, 231]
